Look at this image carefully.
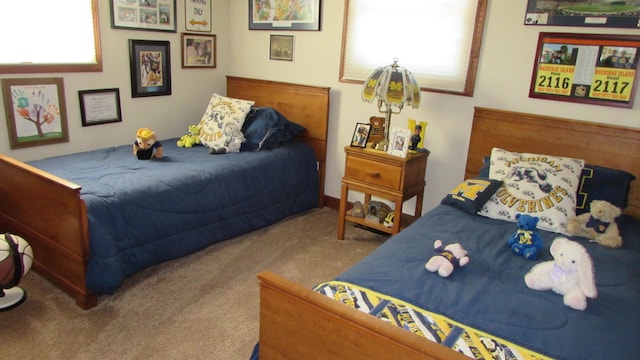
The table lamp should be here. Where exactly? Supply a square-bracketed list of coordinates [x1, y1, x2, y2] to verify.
[361, 58, 421, 151]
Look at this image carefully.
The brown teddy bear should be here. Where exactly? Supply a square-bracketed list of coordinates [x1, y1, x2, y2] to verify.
[567, 200, 622, 248]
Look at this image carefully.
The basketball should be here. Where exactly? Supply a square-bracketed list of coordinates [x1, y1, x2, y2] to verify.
[0, 233, 33, 287]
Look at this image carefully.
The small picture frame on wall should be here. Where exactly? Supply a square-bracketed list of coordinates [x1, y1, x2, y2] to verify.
[129, 39, 172, 98]
[78, 88, 123, 127]
[387, 127, 411, 158]
[181, 33, 217, 68]
[270, 35, 294, 61]
[350, 122, 371, 148]
[1, 77, 69, 149]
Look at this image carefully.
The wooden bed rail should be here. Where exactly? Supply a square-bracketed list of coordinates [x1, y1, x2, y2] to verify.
[0, 154, 96, 309]
[257, 271, 466, 360]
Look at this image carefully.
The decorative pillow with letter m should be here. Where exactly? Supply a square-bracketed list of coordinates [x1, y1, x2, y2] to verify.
[441, 177, 503, 214]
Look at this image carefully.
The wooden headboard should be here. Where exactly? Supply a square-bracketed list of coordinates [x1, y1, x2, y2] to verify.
[466, 107, 640, 218]
[226, 76, 330, 207]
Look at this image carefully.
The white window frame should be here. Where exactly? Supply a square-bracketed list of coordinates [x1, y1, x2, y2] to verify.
[340, 0, 487, 96]
[0, 0, 102, 74]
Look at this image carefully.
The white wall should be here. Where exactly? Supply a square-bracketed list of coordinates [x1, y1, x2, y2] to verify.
[2, 1, 639, 216]
[229, 1, 640, 214]
[0, 0, 229, 162]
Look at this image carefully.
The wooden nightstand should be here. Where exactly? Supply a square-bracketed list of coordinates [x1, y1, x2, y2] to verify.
[338, 145, 429, 239]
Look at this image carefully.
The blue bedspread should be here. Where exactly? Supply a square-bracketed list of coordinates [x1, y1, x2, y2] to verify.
[336, 205, 640, 359]
[29, 139, 318, 294]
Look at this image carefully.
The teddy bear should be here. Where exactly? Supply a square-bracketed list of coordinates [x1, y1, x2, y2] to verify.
[176, 124, 201, 148]
[524, 237, 597, 311]
[508, 213, 544, 260]
[425, 239, 470, 277]
[567, 200, 622, 248]
[133, 128, 163, 160]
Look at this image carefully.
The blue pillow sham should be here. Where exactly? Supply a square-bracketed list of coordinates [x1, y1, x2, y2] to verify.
[241, 107, 306, 151]
[441, 177, 502, 214]
[479, 156, 635, 214]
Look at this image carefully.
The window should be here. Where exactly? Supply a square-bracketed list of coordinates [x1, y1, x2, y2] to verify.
[340, 0, 487, 96]
[0, 0, 102, 73]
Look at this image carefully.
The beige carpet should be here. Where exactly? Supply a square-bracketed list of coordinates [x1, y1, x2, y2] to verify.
[2, 208, 386, 360]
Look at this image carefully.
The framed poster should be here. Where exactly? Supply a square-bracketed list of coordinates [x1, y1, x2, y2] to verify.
[249, 0, 321, 30]
[524, 0, 640, 28]
[78, 88, 123, 126]
[129, 40, 172, 98]
[269, 35, 294, 61]
[350, 122, 370, 148]
[185, 0, 212, 32]
[110, 0, 177, 32]
[181, 33, 216, 68]
[1, 78, 69, 149]
[529, 33, 640, 108]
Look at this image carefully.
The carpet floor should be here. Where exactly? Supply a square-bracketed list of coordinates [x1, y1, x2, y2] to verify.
[2, 208, 386, 360]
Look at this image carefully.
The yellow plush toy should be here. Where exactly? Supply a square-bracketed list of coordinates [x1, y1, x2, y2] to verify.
[133, 128, 163, 160]
[177, 124, 201, 148]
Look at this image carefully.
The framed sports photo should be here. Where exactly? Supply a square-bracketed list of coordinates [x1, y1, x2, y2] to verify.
[387, 127, 411, 158]
[350, 122, 371, 148]
[129, 39, 172, 98]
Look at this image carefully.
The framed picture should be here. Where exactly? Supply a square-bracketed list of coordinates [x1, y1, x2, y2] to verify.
[524, 0, 640, 28]
[529, 33, 640, 108]
[387, 127, 411, 158]
[350, 122, 371, 148]
[249, 0, 321, 31]
[184, 0, 212, 32]
[110, 0, 177, 32]
[270, 35, 294, 61]
[181, 33, 216, 68]
[78, 88, 123, 127]
[129, 39, 172, 98]
[1, 78, 69, 149]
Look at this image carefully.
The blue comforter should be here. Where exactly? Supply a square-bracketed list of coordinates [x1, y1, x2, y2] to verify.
[29, 140, 318, 294]
[336, 205, 640, 359]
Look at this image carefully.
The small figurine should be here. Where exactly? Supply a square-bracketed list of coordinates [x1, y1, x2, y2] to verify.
[409, 124, 422, 150]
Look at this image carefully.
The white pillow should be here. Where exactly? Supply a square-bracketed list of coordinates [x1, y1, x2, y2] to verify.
[478, 148, 585, 235]
[198, 93, 254, 150]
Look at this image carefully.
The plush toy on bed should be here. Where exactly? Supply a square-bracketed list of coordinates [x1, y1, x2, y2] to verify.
[524, 237, 597, 311]
[176, 124, 201, 148]
[133, 128, 163, 160]
[567, 200, 622, 248]
[209, 121, 245, 154]
[425, 240, 470, 277]
[509, 213, 544, 260]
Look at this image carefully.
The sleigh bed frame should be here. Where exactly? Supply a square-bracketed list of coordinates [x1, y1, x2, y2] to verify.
[256, 106, 640, 359]
[0, 76, 330, 309]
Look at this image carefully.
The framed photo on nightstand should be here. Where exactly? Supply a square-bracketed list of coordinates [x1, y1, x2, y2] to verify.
[387, 127, 411, 158]
[350, 122, 370, 148]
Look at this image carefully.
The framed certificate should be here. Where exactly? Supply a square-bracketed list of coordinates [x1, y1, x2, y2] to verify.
[79, 88, 122, 126]
[529, 32, 640, 108]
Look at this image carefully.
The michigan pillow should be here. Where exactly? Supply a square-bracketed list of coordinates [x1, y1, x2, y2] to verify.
[441, 177, 502, 214]
[198, 93, 254, 150]
[478, 148, 585, 235]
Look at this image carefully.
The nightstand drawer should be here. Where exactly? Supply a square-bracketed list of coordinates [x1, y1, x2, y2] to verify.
[345, 156, 401, 189]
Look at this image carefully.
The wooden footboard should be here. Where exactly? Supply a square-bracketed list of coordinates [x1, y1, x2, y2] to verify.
[0, 155, 95, 309]
[257, 271, 466, 360]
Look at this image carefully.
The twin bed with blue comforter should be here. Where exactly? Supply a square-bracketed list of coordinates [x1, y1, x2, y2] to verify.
[255, 107, 640, 360]
[0, 77, 330, 308]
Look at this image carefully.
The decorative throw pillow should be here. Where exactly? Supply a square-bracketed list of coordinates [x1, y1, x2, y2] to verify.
[198, 93, 254, 150]
[441, 177, 502, 214]
[240, 107, 306, 151]
[478, 148, 585, 235]
[575, 164, 636, 215]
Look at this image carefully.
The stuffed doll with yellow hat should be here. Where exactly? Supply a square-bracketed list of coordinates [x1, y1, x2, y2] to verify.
[133, 128, 163, 160]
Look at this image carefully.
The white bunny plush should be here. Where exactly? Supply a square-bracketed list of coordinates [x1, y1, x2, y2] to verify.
[524, 237, 597, 311]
